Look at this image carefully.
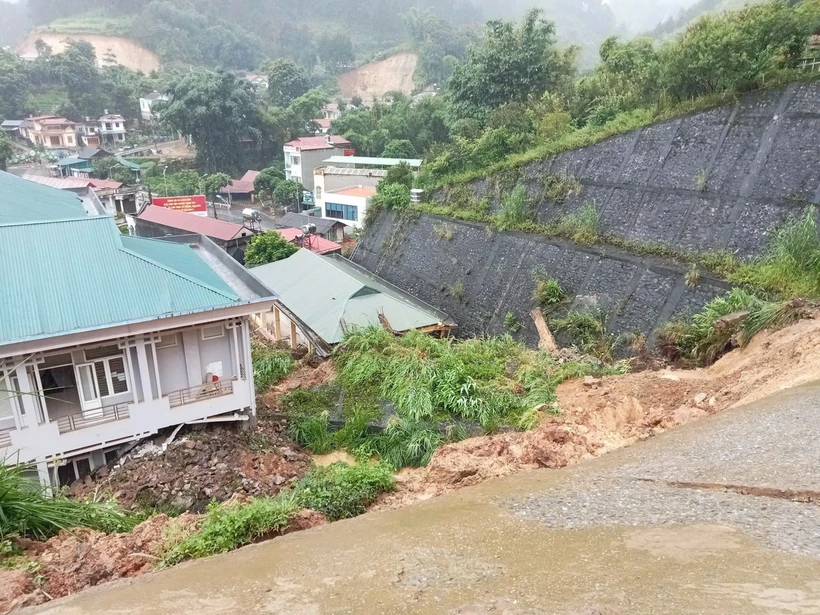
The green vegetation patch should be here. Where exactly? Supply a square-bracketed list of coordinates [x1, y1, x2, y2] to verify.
[251, 339, 295, 394]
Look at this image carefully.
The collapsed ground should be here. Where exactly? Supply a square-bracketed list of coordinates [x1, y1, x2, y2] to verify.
[4, 313, 820, 611]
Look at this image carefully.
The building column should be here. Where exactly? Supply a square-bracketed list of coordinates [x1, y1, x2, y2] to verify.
[12, 363, 38, 429]
[290, 321, 298, 351]
[273, 306, 282, 341]
[135, 339, 156, 401]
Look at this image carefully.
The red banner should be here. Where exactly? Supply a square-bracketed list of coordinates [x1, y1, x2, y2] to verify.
[153, 195, 207, 213]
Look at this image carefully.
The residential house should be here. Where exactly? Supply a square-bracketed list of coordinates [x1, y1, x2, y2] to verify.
[317, 185, 377, 229]
[22, 174, 137, 216]
[77, 121, 101, 148]
[276, 228, 342, 255]
[313, 165, 385, 204]
[26, 117, 79, 150]
[56, 147, 112, 178]
[244, 74, 269, 90]
[135, 206, 257, 263]
[220, 170, 260, 204]
[283, 135, 352, 192]
[18, 115, 56, 145]
[1, 120, 24, 141]
[313, 118, 331, 135]
[139, 92, 169, 123]
[321, 104, 342, 121]
[250, 249, 455, 356]
[273, 212, 347, 243]
[0, 170, 282, 488]
[98, 114, 127, 146]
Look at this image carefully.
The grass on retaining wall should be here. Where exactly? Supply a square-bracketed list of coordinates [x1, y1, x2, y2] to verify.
[423, 70, 820, 191]
[414, 200, 820, 301]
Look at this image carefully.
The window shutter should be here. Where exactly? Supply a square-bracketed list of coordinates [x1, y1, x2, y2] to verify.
[109, 358, 128, 394]
[94, 362, 110, 397]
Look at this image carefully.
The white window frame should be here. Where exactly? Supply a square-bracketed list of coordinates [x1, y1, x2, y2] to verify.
[156, 333, 179, 349]
[201, 324, 225, 340]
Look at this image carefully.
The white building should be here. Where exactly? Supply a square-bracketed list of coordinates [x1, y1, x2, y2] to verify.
[98, 114, 127, 146]
[283, 135, 352, 192]
[0, 171, 280, 488]
[139, 92, 169, 123]
[316, 185, 377, 229]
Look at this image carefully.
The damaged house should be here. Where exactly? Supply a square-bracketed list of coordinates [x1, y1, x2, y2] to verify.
[0, 172, 280, 488]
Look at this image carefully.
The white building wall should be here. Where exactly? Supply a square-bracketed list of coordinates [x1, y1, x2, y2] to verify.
[0, 318, 257, 485]
[321, 191, 372, 229]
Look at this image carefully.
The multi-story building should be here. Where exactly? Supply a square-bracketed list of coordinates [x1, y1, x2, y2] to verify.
[0, 171, 279, 488]
[98, 114, 127, 146]
[139, 92, 169, 123]
[283, 135, 352, 192]
[22, 116, 79, 150]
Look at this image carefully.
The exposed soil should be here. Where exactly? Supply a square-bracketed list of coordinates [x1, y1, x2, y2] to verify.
[17, 33, 160, 73]
[376, 316, 820, 508]
[338, 52, 418, 100]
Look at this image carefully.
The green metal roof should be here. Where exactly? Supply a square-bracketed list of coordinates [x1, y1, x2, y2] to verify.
[56, 155, 86, 167]
[0, 216, 242, 346]
[116, 157, 142, 171]
[120, 235, 234, 295]
[250, 249, 452, 345]
[0, 171, 87, 224]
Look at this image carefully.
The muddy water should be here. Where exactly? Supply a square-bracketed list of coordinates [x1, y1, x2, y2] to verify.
[28, 465, 820, 615]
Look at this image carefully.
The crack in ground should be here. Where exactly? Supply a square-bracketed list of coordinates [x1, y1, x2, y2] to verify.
[638, 479, 820, 504]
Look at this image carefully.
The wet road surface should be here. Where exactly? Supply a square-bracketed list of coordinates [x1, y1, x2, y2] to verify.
[27, 383, 820, 614]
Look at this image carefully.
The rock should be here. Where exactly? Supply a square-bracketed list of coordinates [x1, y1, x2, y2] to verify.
[583, 376, 602, 387]
[694, 393, 708, 405]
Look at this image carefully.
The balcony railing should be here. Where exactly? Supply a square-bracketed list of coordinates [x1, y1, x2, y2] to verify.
[0, 427, 14, 447]
[56, 403, 131, 435]
[167, 377, 236, 409]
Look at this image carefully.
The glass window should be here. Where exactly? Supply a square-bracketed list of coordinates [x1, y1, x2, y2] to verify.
[325, 202, 358, 222]
[201, 324, 224, 340]
[156, 333, 178, 349]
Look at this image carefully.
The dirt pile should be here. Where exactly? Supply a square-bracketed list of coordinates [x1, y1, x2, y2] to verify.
[338, 52, 418, 99]
[71, 419, 310, 512]
[378, 317, 820, 507]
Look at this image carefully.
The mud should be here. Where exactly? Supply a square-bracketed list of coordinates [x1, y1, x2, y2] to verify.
[17, 34, 160, 73]
[338, 52, 418, 100]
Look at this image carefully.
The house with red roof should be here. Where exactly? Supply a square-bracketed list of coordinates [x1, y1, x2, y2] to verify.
[220, 170, 261, 202]
[135, 206, 257, 263]
[276, 228, 342, 255]
[283, 135, 353, 192]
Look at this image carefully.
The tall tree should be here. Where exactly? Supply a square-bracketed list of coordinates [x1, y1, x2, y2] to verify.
[0, 51, 30, 120]
[157, 70, 263, 173]
[0, 132, 14, 171]
[447, 9, 574, 124]
[265, 59, 311, 108]
[316, 32, 354, 75]
[244, 231, 298, 266]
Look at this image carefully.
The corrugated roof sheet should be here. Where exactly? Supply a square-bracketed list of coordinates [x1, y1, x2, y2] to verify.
[0, 171, 87, 223]
[321, 156, 422, 167]
[315, 166, 387, 178]
[0, 216, 241, 345]
[274, 212, 344, 235]
[221, 169, 260, 194]
[285, 136, 351, 151]
[330, 186, 377, 198]
[250, 250, 452, 345]
[138, 206, 250, 242]
[22, 175, 92, 190]
[276, 229, 342, 255]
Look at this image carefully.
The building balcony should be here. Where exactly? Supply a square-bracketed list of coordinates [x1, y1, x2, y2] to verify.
[55, 402, 131, 435]
[167, 377, 236, 409]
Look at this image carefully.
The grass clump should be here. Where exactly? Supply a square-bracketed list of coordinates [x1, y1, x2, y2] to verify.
[161, 462, 395, 565]
[553, 202, 600, 245]
[685, 263, 701, 288]
[449, 280, 466, 302]
[294, 462, 394, 521]
[495, 185, 534, 230]
[533, 277, 566, 307]
[504, 312, 522, 332]
[732, 206, 820, 299]
[251, 340, 295, 394]
[543, 172, 582, 203]
[658, 288, 803, 364]
[694, 169, 708, 192]
[551, 309, 619, 362]
[0, 463, 137, 541]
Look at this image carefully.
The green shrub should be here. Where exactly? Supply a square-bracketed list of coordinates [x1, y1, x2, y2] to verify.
[0, 463, 137, 540]
[161, 493, 299, 566]
[551, 309, 618, 362]
[295, 462, 394, 521]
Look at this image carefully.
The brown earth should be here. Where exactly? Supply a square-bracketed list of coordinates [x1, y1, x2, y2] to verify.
[17, 33, 160, 73]
[338, 52, 418, 100]
[376, 316, 820, 508]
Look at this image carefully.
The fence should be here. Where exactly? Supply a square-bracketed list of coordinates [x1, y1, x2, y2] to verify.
[798, 57, 820, 73]
[56, 403, 131, 435]
[167, 377, 236, 409]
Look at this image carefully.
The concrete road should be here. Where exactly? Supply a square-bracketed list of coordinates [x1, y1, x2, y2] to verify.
[28, 383, 820, 615]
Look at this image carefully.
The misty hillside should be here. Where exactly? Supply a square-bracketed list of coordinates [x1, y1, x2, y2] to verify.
[4, 0, 726, 73]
